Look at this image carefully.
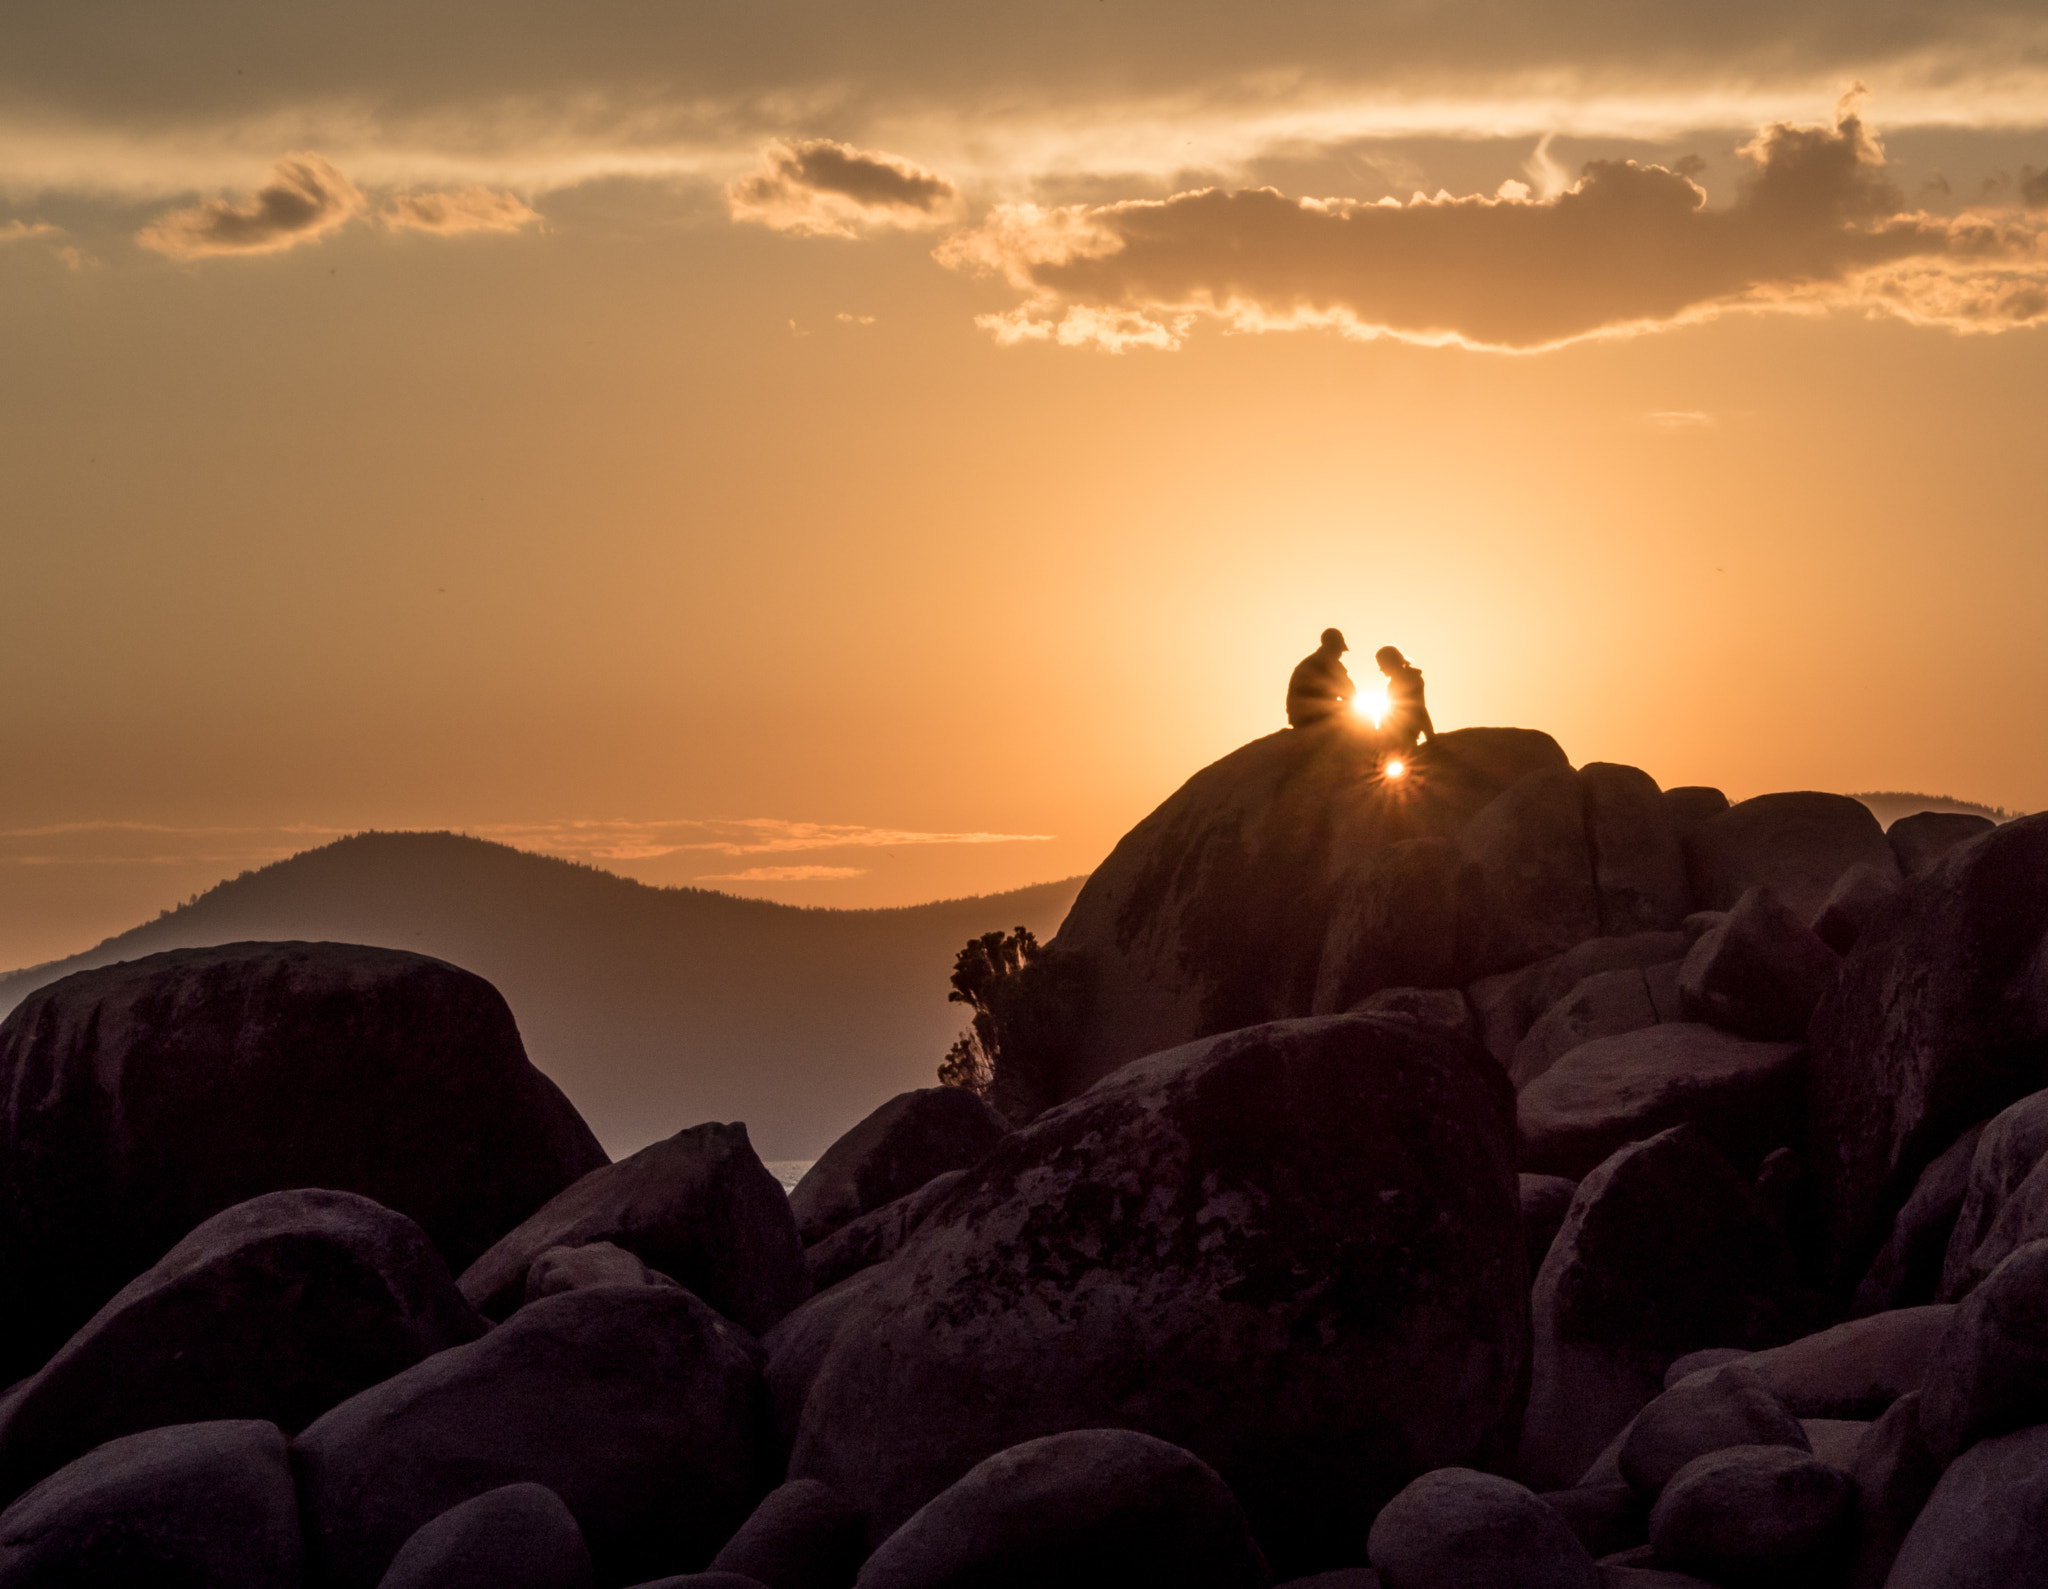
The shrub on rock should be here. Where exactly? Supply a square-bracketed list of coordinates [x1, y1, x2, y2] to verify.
[295, 1285, 770, 1589]
[707, 1478, 866, 1589]
[854, 1430, 1269, 1589]
[1516, 1023, 1805, 1181]
[1366, 1468, 1597, 1589]
[0, 1420, 300, 1589]
[1675, 885, 1840, 1041]
[1681, 791, 1896, 922]
[0, 941, 605, 1383]
[459, 1121, 807, 1333]
[788, 1089, 1008, 1247]
[0, 1187, 483, 1503]
[1807, 811, 2048, 1287]
[1647, 1445, 1853, 1587]
[789, 1015, 1527, 1576]
[379, 1483, 594, 1589]
[1520, 1126, 1799, 1490]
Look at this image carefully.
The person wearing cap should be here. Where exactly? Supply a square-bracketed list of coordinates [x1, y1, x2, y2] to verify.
[1376, 645, 1435, 749]
[1285, 628, 1356, 728]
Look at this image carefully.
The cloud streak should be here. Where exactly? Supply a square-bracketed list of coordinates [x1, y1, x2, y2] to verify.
[937, 106, 2048, 351]
[695, 865, 868, 882]
[380, 186, 540, 235]
[138, 153, 364, 258]
[729, 138, 959, 237]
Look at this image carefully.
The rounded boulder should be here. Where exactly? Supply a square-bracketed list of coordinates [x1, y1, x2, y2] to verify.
[1367, 1468, 1596, 1589]
[1648, 1446, 1853, 1586]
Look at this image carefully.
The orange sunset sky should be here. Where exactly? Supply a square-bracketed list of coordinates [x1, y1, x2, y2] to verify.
[2, 1, 2045, 968]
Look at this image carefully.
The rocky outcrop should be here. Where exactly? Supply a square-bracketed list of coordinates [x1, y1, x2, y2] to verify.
[1807, 812, 2048, 1287]
[0, 1188, 483, 1502]
[1046, 725, 1568, 1100]
[0, 941, 605, 1383]
[0, 1420, 301, 1589]
[853, 1430, 1271, 1589]
[787, 1088, 1008, 1246]
[1311, 838, 1460, 1012]
[1682, 791, 1898, 921]
[1520, 1126, 1799, 1489]
[295, 1286, 769, 1589]
[458, 1121, 807, 1333]
[789, 1015, 1527, 1576]
[1516, 1023, 1806, 1180]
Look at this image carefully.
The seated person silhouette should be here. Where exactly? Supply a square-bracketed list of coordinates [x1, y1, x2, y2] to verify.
[1286, 628, 1356, 727]
[1376, 645, 1434, 749]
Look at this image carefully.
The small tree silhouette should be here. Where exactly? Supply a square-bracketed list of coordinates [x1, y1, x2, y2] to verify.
[937, 925, 1089, 1122]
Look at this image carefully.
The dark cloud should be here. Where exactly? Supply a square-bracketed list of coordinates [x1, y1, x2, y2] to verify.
[729, 139, 958, 236]
[2023, 167, 2048, 207]
[938, 110, 2047, 350]
[380, 187, 540, 235]
[138, 153, 362, 258]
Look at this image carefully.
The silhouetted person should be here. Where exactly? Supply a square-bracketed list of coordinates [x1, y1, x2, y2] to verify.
[1376, 645, 1434, 748]
[1286, 629, 1355, 727]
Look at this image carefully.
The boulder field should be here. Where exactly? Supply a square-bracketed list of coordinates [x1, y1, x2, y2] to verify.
[0, 722, 2043, 1587]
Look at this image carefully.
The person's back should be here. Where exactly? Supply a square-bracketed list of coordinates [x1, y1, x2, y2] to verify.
[1286, 628, 1355, 727]
[1375, 645, 1434, 748]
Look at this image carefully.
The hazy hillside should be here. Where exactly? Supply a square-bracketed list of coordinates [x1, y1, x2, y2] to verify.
[0, 833, 1087, 1161]
[1851, 791, 2022, 826]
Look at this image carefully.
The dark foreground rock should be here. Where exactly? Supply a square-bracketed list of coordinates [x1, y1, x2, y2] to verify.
[707, 1478, 866, 1589]
[854, 1430, 1270, 1589]
[379, 1483, 595, 1589]
[0, 1187, 483, 1503]
[1884, 1420, 2048, 1586]
[1646, 1445, 1853, 1586]
[0, 1420, 300, 1589]
[1937, 1086, 2048, 1301]
[1520, 1126, 1799, 1490]
[1846, 1392, 1942, 1589]
[296, 1286, 769, 1589]
[0, 941, 605, 1381]
[1516, 1024, 1805, 1181]
[525, 1241, 682, 1302]
[1739, 1305, 1953, 1420]
[1367, 1468, 1597, 1589]
[1807, 811, 2048, 1287]
[788, 1088, 1009, 1247]
[790, 1015, 1527, 1576]
[1681, 791, 1896, 922]
[1675, 885, 1839, 1041]
[1046, 725, 1568, 1102]
[1917, 1237, 2048, 1463]
[1617, 1364, 1808, 1501]
[804, 1169, 967, 1293]
[1887, 810, 1995, 876]
[458, 1122, 807, 1334]
[1852, 1124, 1985, 1315]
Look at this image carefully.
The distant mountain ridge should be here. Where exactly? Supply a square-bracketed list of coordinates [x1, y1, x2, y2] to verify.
[1850, 791, 2022, 826]
[0, 832, 1087, 1161]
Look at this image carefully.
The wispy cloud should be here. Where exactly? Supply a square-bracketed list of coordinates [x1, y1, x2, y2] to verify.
[380, 186, 540, 236]
[0, 220, 62, 245]
[695, 865, 868, 882]
[138, 153, 365, 259]
[937, 104, 2048, 353]
[469, 816, 1055, 863]
[728, 139, 959, 237]
[1647, 410, 1716, 430]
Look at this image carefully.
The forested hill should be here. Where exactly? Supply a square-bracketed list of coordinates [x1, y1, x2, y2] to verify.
[0, 832, 1086, 1161]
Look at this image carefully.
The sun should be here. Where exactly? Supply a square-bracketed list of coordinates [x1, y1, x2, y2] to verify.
[1353, 685, 1387, 727]
[1384, 758, 1407, 779]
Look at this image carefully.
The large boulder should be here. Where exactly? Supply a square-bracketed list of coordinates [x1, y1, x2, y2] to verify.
[804, 1169, 967, 1294]
[1938, 1088, 2048, 1301]
[1887, 811, 1995, 877]
[1046, 726, 1568, 1101]
[1738, 1305, 1954, 1420]
[1917, 1237, 2048, 1463]
[525, 1241, 682, 1302]
[379, 1483, 595, 1589]
[1682, 791, 1897, 921]
[1581, 763, 1691, 936]
[1806, 812, 2048, 1287]
[1455, 766, 1600, 980]
[1366, 1468, 1597, 1589]
[853, 1430, 1269, 1589]
[763, 1268, 888, 1452]
[1311, 838, 1460, 1013]
[707, 1478, 866, 1589]
[1646, 1446, 1854, 1587]
[1851, 1123, 1985, 1315]
[787, 1089, 1009, 1246]
[1519, 1126, 1800, 1490]
[0, 941, 605, 1382]
[1617, 1364, 1808, 1501]
[1516, 1024, 1806, 1180]
[1509, 968, 1668, 1091]
[295, 1286, 769, 1589]
[0, 1420, 300, 1589]
[0, 1188, 483, 1503]
[458, 1122, 806, 1333]
[1811, 862, 1902, 955]
[1846, 1391, 1941, 1589]
[1884, 1420, 2048, 1587]
[1468, 932, 1686, 1071]
[1675, 886, 1840, 1041]
[789, 1015, 1528, 1576]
